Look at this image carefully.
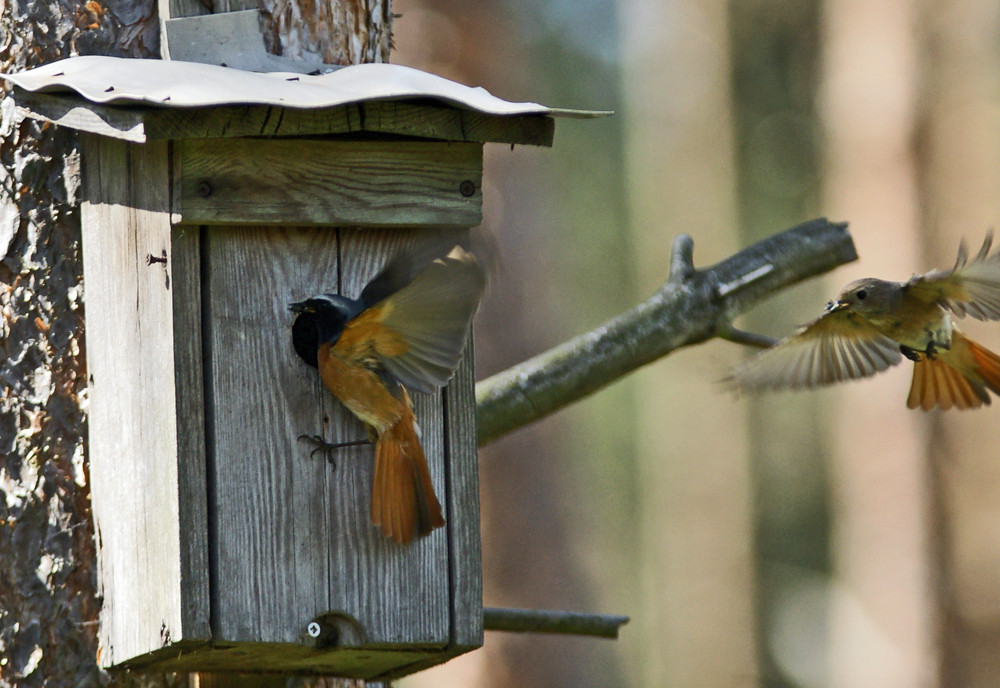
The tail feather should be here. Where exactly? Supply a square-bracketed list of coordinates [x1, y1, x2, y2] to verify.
[907, 331, 1000, 410]
[371, 405, 445, 544]
[966, 334, 1000, 396]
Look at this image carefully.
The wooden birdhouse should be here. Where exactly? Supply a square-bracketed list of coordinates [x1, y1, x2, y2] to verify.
[5, 55, 593, 678]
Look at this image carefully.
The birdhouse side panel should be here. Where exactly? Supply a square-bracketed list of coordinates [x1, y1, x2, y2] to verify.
[441, 345, 483, 650]
[204, 226, 451, 649]
[79, 136, 202, 664]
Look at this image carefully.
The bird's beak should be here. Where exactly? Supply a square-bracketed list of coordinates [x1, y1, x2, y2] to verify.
[289, 300, 307, 313]
[826, 299, 849, 313]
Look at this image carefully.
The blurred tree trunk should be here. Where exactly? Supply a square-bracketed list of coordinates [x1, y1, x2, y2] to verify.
[0, 3, 387, 688]
[619, 1, 757, 687]
[728, 2, 828, 686]
[915, 2, 1000, 686]
[819, 2, 936, 687]
[393, 3, 633, 688]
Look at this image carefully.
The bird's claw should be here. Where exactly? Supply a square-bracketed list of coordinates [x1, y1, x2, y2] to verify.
[297, 434, 373, 467]
[297, 434, 338, 466]
[900, 345, 921, 362]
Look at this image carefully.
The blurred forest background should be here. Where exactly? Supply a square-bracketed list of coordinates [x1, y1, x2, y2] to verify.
[390, 1, 1000, 687]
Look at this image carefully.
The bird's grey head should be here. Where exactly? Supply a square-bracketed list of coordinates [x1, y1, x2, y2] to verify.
[831, 278, 900, 315]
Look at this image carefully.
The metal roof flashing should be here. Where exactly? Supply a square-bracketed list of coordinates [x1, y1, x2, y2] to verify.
[3, 56, 609, 145]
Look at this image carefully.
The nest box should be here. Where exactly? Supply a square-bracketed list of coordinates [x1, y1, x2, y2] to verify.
[6, 56, 592, 678]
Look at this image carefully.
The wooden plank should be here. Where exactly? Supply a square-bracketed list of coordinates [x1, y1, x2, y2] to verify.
[175, 139, 483, 228]
[158, 0, 208, 22]
[213, 0, 258, 11]
[335, 229, 451, 646]
[15, 88, 556, 146]
[16, 89, 148, 142]
[170, 223, 212, 639]
[442, 344, 484, 650]
[115, 638, 447, 676]
[145, 101, 554, 145]
[206, 226, 336, 644]
[205, 227, 451, 654]
[81, 135, 199, 664]
[352, 102, 555, 147]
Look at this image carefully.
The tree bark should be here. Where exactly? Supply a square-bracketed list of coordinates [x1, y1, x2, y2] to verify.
[0, 1, 124, 683]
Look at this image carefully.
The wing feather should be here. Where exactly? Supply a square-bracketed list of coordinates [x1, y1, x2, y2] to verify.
[906, 232, 1000, 320]
[346, 248, 486, 394]
[726, 308, 903, 391]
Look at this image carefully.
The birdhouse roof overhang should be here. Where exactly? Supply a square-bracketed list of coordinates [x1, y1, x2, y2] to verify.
[5, 56, 608, 146]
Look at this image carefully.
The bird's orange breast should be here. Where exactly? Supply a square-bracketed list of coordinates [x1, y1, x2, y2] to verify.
[317, 341, 405, 432]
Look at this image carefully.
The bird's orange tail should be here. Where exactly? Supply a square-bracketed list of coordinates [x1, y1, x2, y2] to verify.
[370, 401, 445, 544]
[907, 331, 1000, 410]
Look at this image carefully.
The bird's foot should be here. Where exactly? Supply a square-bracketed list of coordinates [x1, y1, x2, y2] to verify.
[925, 341, 939, 360]
[297, 434, 371, 468]
[900, 345, 922, 362]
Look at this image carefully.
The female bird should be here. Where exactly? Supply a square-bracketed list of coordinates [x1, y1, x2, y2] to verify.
[291, 242, 485, 543]
[727, 233, 1000, 409]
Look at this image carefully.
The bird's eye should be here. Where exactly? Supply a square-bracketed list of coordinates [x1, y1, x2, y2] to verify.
[856, 289, 867, 300]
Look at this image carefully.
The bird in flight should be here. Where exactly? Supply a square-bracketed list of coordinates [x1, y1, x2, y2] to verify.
[726, 233, 1000, 409]
[290, 240, 485, 543]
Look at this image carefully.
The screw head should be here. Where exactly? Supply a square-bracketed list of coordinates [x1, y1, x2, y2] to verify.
[197, 181, 213, 198]
[459, 180, 476, 197]
[307, 621, 322, 637]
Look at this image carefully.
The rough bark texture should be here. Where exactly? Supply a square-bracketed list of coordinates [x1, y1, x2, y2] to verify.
[0, 0, 156, 682]
[260, 0, 391, 65]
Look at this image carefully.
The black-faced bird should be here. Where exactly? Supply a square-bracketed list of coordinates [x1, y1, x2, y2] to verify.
[290, 242, 485, 543]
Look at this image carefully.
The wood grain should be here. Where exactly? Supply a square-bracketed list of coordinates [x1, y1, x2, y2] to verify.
[442, 344, 483, 650]
[81, 135, 203, 664]
[206, 226, 340, 644]
[15, 89, 556, 146]
[204, 227, 457, 659]
[176, 139, 483, 228]
[170, 223, 212, 639]
[158, 0, 208, 22]
[336, 229, 451, 646]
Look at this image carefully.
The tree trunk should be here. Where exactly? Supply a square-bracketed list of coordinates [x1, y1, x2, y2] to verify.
[915, 2, 1000, 685]
[0, 2, 388, 687]
[728, 2, 829, 686]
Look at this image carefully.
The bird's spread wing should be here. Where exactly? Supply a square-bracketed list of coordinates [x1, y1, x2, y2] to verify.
[905, 232, 1000, 320]
[340, 247, 486, 394]
[725, 308, 903, 391]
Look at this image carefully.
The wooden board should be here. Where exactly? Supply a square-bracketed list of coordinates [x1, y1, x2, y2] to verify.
[175, 139, 483, 228]
[442, 345, 483, 650]
[81, 135, 211, 664]
[14, 88, 555, 146]
[171, 224, 213, 639]
[116, 639, 449, 676]
[204, 227, 455, 654]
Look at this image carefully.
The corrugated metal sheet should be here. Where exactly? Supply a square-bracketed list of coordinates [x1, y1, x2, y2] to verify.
[3, 56, 600, 117]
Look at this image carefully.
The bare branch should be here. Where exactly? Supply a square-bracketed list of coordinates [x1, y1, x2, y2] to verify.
[476, 218, 856, 445]
[483, 607, 630, 639]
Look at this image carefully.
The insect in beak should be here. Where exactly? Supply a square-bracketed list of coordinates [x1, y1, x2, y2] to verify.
[825, 300, 850, 313]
